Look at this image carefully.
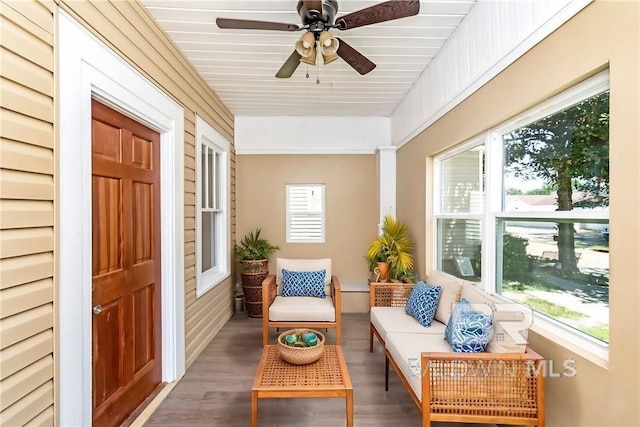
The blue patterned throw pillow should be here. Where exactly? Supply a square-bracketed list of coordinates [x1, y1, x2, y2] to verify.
[281, 269, 326, 298]
[445, 298, 493, 353]
[405, 281, 442, 327]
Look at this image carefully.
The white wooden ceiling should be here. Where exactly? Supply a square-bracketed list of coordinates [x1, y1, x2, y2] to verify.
[141, 0, 477, 117]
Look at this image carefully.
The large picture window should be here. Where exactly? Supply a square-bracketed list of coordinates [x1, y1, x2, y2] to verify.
[196, 116, 230, 296]
[434, 71, 610, 352]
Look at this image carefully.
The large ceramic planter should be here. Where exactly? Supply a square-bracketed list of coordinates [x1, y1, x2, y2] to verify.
[239, 259, 269, 318]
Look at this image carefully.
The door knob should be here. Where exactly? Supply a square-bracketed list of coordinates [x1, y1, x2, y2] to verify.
[93, 305, 102, 314]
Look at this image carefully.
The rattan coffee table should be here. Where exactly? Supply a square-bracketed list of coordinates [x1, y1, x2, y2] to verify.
[251, 345, 353, 427]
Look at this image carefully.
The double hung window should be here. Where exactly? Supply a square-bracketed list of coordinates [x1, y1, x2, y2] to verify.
[434, 71, 610, 352]
[196, 116, 230, 296]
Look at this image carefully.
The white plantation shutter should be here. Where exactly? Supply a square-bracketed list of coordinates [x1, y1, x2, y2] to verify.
[286, 184, 325, 243]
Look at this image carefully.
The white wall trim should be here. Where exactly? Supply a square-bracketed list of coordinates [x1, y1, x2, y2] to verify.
[58, 11, 185, 426]
[235, 116, 389, 154]
[377, 146, 397, 227]
[391, 0, 593, 147]
[236, 147, 378, 155]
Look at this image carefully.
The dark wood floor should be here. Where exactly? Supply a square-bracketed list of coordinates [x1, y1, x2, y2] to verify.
[145, 313, 494, 427]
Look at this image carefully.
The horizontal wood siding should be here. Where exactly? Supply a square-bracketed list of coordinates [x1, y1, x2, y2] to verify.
[59, 0, 236, 369]
[0, 1, 55, 425]
[1, 0, 234, 423]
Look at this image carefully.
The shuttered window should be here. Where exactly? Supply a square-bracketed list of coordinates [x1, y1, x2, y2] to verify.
[286, 184, 325, 243]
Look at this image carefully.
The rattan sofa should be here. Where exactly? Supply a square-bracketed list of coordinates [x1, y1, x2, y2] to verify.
[369, 271, 545, 427]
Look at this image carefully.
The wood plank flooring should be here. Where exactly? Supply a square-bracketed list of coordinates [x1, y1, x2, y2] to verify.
[144, 313, 494, 427]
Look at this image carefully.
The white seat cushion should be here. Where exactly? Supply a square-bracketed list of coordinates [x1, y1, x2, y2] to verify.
[385, 333, 453, 401]
[269, 295, 336, 322]
[370, 307, 446, 343]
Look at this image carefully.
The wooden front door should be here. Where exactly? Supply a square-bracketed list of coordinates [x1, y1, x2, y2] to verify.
[91, 100, 162, 426]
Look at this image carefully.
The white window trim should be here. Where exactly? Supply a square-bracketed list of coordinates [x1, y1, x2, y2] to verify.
[433, 71, 610, 363]
[286, 184, 326, 243]
[195, 115, 231, 297]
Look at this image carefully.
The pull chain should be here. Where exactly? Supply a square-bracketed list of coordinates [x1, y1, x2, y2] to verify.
[316, 61, 320, 84]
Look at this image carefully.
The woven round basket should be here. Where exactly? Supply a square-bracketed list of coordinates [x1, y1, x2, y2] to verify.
[277, 329, 325, 365]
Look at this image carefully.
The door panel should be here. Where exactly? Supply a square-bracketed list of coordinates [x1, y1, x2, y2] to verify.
[132, 182, 153, 264]
[92, 100, 162, 427]
[92, 176, 123, 276]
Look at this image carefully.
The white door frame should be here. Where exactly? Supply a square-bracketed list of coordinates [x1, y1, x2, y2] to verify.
[58, 11, 185, 426]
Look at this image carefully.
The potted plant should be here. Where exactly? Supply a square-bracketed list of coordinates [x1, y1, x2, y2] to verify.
[234, 228, 279, 318]
[366, 215, 415, 282]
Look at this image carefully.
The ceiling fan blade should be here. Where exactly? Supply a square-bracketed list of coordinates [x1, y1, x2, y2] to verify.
[216, 17, 300, 31]
[336, 0, 420, 30]
[275, 50, 302, 78]
[336, 38, 376, 75]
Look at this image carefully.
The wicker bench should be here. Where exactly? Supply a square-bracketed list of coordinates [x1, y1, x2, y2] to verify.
[370, 276, 545, 427]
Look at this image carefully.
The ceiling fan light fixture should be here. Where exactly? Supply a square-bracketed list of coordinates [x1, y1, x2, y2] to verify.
[299, 47, 317, 65]
[318, 30, 339, 55]
[322, 52, 339, 65]
[295, 32, 316, 57]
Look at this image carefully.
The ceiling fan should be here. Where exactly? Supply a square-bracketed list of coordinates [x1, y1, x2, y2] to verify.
[216, 0, 420, 78]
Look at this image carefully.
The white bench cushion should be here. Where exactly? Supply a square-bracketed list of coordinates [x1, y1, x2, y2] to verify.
[371, 307, 446, 343]
[269, 295, 336, 322]
[385, 333, 452, 401]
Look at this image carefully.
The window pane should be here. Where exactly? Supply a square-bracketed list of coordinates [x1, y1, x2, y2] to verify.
[200, 145, 207, 207]
[440, 146, 484, 214]
[207, 150, 215, 210]
[503, 91, 609, 212]
[437, 218, 481, 280]
[201, 211, 212, 272]
[497, 219, 609, 343]
[215, 151, 222, 209]
[211, 212, 218, 268]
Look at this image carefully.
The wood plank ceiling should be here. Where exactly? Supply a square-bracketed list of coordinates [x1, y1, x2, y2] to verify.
[141, 1, 477, 116]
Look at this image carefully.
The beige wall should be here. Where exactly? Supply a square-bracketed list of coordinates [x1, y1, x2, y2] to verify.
[1, 0, 236, 423]
[397, 1, 639, 425]
[236, 155, 378, 284]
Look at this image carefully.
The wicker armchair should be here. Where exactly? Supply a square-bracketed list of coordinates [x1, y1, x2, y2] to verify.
[262, 258, 341, 346]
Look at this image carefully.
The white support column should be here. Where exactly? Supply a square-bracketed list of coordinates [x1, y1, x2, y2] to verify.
[377, 146, 397, 232]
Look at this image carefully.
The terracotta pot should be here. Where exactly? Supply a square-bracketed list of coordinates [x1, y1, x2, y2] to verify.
[374, 261, 390, 281]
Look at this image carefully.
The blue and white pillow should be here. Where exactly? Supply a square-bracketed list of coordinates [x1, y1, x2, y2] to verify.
[445, 298, 493, 353]
[281, 269, 326, 298]
[405, 281, 442, 327]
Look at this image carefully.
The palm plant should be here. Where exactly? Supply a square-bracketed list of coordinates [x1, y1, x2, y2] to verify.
[234, 228, 279, 261]
[366, 215, 415, 280]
